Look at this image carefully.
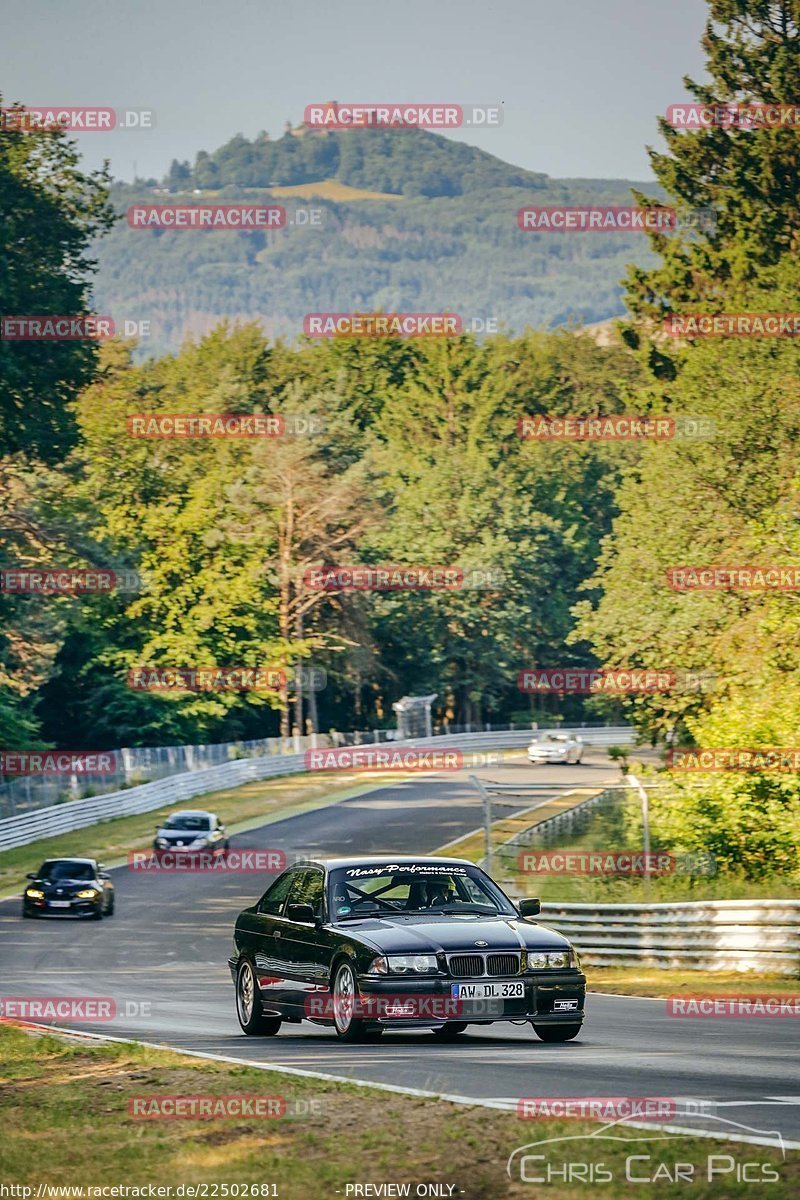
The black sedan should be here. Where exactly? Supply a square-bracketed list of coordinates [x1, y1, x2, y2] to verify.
[229, 856, 585, 1043]
[22, 858, 115, 919]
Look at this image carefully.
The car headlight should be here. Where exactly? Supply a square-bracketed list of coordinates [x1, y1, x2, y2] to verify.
[76, 889, 99, 899]
[25, 889, 44, 899]
[366, 956, 389, 975]
[528, 950, 572, 969]
[155, 837, 168, 848]
[546, 951, 570, 968]
[191, 837, 209, 848]
[387, 954, 439, 975]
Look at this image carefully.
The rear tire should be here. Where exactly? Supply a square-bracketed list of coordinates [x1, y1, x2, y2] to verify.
[532, 1022, 581, 1042]
[431, 1023, 468, 1040]
[236, 958, 282, 1036]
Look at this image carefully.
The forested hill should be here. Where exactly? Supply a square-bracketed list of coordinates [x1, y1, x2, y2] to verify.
[163, 124, 548, 196]
[95, 124, 665, 357]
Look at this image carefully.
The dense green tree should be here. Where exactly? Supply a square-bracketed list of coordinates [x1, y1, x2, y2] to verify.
[0, 96, 114, 461]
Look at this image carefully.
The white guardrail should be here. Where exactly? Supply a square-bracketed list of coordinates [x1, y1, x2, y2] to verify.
[539, 899, 800, 975]
[0, 726, 634, 853]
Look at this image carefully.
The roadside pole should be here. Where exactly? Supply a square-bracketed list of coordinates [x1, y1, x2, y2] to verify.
[468, 774, 493, 876]
[626, 773, 651, 899]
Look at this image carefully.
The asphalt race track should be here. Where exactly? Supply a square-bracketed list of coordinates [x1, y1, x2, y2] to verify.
[1, 749, 798, 1150]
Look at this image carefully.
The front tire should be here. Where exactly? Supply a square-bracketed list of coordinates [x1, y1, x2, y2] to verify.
[532, 1022, 582, 1042]
[236, 958, 282, 1036]
[332, 961, 373, 1042]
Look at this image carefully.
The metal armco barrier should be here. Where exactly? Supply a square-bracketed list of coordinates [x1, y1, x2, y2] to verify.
[0, 727, 634, 852]
[539, 899, 800, 975]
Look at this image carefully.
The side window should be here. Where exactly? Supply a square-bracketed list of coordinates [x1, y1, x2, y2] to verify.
[287, 869, 325, 918]
[258, 871, 295, 915]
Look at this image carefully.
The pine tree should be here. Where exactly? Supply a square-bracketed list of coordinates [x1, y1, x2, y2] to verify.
[624, 0, 800, 333]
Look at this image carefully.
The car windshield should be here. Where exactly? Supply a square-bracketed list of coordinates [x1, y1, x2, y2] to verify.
[39, 861, 94, 881]
[163, 814, 211, 831]
[328, 863, 516, 920]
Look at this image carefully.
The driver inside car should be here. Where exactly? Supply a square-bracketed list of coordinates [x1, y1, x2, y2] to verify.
[422, 878, 453, 908]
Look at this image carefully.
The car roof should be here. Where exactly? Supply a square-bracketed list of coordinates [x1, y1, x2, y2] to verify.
[165, 809, 214, 817]
[293, 855, 477, 871]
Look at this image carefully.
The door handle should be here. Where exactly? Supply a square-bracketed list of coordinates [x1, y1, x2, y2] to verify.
[274, 930, 282, 939]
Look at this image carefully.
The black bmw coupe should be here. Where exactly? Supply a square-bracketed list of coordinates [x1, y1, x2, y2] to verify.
[229, 855, 585, 1042]
[22, 858, 115, 919]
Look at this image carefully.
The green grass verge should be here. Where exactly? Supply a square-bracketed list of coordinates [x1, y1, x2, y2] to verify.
[0, 1024, 796, 1197]
[587, 967, 800, 996]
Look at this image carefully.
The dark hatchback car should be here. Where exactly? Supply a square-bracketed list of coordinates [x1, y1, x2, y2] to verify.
[22, 858, 115, 919]
[229, 856, 586, 1042]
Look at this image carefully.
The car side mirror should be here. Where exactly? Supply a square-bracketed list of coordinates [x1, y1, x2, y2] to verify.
[286, 902, 317, 925]
[26, 872, 37, 880]
[518, 898, 541, 918]
[99, 872, 111, 881]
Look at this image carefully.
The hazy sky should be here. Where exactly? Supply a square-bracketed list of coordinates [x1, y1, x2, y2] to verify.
[2, 0, 710, 182]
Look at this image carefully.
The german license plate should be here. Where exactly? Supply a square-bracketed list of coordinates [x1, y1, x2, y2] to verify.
[49, 901, 71, 908]
[451, 981, 525, 1000]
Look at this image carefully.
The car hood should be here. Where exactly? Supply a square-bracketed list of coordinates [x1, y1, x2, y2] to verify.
[33, 877, 98, 890]
[156, 829, 208, 841]
[333, 912, 570, 954]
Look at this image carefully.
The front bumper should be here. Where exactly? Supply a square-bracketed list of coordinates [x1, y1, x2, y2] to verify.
[355, 970, 586, 1026]
[23, 896, 102, 916]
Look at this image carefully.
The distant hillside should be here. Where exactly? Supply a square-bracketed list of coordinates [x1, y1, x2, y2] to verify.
[162, 124, 548, 197]
[94, 126, 665, 357]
